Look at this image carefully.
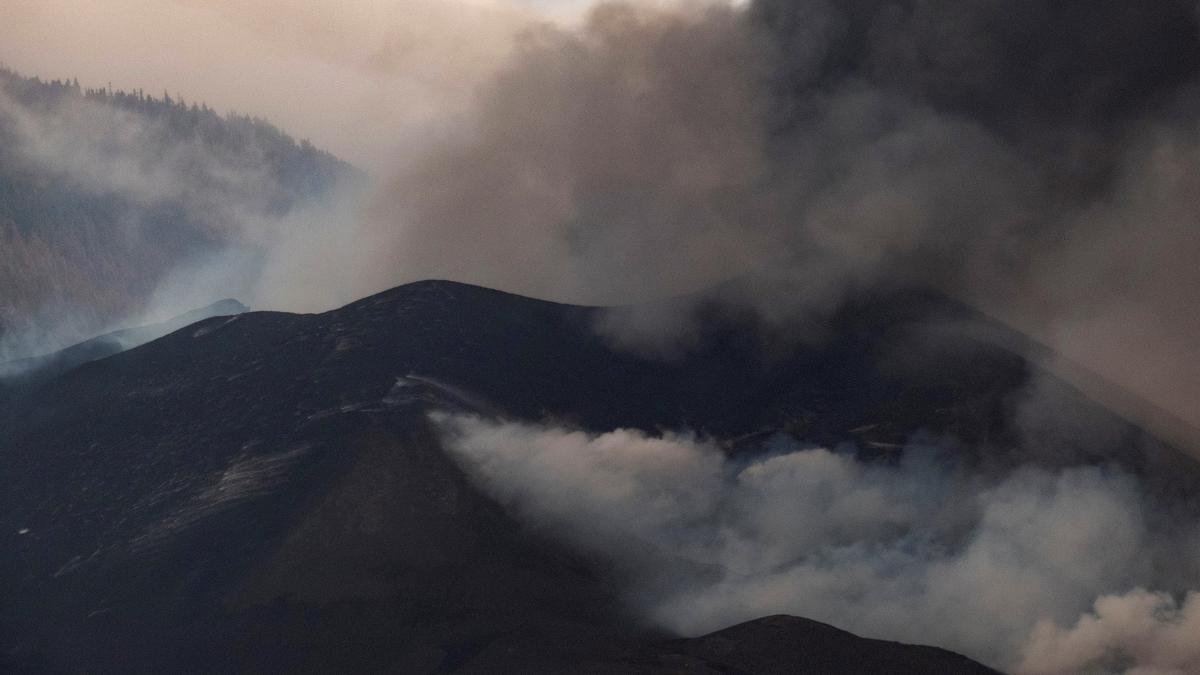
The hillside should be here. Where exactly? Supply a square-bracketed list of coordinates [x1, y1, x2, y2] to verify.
[3, 279, 1196, 672]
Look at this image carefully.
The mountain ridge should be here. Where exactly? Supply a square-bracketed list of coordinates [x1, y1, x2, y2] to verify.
[2, 278, 1196, 672]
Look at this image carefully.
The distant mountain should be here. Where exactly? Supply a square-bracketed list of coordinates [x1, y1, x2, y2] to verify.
[0, 67, 353, 358]
[2, 279, 1195, 672]
[0, 298, 246, 385]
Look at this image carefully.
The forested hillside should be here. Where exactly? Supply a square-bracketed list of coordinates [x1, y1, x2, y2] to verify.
[0, 68, 354, 359]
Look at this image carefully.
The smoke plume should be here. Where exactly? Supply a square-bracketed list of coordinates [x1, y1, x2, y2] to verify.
[1020, 589, 1200, 675]
[0, 0, 544, 171]
[343, 0, 1200, 439]
[435, 412, 1200, 673]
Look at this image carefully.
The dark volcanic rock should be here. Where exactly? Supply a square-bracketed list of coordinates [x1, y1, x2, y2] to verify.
[1, 280, 1194, 672]
[666, 615, 1001, 674]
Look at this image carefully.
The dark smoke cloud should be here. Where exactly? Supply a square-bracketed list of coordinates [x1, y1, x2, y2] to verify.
[371, 1, 775, 303]
[366, 0, 1200, 442]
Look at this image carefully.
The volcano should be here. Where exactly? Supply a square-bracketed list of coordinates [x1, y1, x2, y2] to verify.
[3, 279, 1195, 673]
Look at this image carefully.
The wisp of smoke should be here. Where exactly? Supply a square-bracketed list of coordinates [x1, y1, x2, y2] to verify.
[434, 412, 1200, 673]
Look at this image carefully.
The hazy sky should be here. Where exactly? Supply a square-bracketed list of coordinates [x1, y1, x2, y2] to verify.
[0, 0, 588, 170]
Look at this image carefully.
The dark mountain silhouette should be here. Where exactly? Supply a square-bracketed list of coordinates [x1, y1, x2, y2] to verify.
[667, 615, 1000, 674]
[2, 279, 1193, 672]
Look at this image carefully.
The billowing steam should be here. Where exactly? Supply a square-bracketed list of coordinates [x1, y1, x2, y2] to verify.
[1020, 589, 1200, 675]
[370, 0, 1200, 441]
[434, 412, 1200, 673]
[0, 0, 551, 360]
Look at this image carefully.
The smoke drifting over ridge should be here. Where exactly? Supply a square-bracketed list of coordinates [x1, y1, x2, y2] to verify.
[364, 0, 1200, 439]
[436, 413, 1200, 673]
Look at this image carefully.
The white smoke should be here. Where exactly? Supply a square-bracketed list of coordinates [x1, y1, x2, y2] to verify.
[1019, 589, 1200, 675]
[434, 413, 1200, 672]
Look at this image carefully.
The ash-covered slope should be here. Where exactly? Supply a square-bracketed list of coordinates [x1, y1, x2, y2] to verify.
[0, 279, 1188, 672]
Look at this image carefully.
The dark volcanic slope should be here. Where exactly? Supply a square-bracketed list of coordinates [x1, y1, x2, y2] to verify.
[0, 280, 1190, 672]
[669, 615, 1000, 675]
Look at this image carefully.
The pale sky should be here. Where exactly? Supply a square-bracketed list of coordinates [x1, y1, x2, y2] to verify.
[0, 0, 590, 169]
